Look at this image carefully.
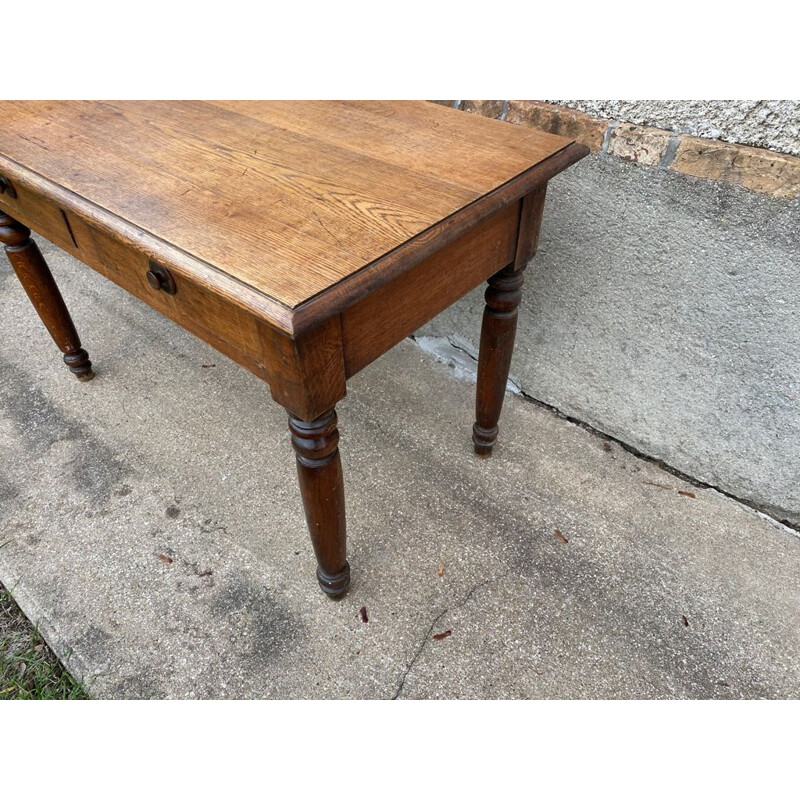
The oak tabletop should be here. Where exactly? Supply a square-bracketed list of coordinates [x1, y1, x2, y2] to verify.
[0, 101, 576, 315]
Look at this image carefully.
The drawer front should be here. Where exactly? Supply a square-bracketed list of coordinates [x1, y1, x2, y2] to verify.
[0, 172, 77, 252]
[0, 173, 267, 380]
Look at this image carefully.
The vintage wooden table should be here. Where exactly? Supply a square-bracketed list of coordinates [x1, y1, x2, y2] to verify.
[0, 101, 587, 596]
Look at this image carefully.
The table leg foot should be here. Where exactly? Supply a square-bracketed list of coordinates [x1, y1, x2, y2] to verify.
[289, 409, 350, 598]
[0, 211, 94, 381]
[64, 349, 95, 381]
[316, 563, 351, 597]
[473, 264, 524, 457]
[472, 422, 498, 456]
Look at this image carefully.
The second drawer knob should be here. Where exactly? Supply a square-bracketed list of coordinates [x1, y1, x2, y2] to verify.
[146, 261, 177, 295]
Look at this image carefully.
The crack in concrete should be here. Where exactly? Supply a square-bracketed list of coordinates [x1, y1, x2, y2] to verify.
[408, 334, 800, 535]
[391, 571, 512, 699]
[391, 608, 448, 700]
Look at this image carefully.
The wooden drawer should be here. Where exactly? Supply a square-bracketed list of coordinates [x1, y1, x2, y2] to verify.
[0, 172, 77, 253]
[0, 171, 268, 380]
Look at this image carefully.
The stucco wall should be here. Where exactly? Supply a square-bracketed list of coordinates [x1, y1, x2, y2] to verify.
[553, 100, 800, 157]
[418, 140, 800, 526]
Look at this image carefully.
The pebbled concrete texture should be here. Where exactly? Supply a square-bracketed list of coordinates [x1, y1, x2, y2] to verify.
[420, 154, 800, 527]
[2, 240, 800, 699]
[553, 100, 800, 157]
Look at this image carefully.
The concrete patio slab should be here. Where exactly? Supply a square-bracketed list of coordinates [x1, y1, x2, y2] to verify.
[1, 240, 799, 699]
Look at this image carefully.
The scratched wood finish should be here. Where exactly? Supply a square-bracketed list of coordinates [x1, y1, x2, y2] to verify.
[0, 101, 577, 310]
[210, 101, 571, 192]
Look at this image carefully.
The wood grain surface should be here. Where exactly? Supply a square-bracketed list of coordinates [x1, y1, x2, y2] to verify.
[0, 101, 576, 315]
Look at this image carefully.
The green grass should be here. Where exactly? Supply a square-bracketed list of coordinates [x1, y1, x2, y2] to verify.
[0, 583, 88, 700]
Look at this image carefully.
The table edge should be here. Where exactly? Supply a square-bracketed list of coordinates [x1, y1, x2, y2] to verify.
[287, 141, 589, 335]
[0, 140, 588, 338]
[0, 153, 295, 332]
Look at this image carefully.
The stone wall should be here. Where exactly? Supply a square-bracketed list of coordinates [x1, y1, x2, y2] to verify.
[553, 100, 800, 158]
[432, 100, 800, 199]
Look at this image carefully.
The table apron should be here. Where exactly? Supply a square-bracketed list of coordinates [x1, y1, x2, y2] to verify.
[340, 200, 520, 377]
[2, 183, 524, 413]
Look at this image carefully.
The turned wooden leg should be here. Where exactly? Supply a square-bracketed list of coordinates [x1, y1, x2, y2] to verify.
[473, 185, 547, 456]
[473, 263, 524, 456]
[0, 211, 93, 381]
[289, 409, 350, 597]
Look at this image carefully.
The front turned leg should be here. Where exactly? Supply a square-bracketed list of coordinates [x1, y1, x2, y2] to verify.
[289, 409, 350, 597]
[472, 264, 524, 456]
[0, 212, 93, 381]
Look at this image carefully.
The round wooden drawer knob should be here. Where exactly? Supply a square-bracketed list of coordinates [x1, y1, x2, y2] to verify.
[145, 261, 177, 294]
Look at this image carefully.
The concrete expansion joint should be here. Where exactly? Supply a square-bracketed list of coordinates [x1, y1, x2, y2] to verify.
[391, 571, 513, 699]
[514, 385, 800, 538]
[409, 334, 800, 537]
[442, 334, 482, 364]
